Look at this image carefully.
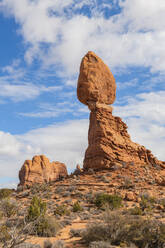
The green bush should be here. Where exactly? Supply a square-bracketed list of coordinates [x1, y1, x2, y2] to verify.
[35, 215, 60, 237]
[140, 195, 156, 212]
[0, 199, 17, 217]
[0, 188, 12, 199]
[94, 194, 122, 210]
[72, 201, 83, 212]
[27, 196, 47, 221]
[54, 205, 70, 216]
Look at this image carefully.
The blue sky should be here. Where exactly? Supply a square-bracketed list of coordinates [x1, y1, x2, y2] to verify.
[0, 0, 165, 188]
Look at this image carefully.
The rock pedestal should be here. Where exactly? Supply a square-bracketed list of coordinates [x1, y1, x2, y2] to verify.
[83, 102, 164, 170]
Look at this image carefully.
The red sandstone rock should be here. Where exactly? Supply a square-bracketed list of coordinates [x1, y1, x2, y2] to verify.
[83, 102, 165, 170]
[19, 155, 68, 186]
[77, 52, 165, 171]
[77, 51, 116, 105]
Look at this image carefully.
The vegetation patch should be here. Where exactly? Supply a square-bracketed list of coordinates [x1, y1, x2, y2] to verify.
[27, 196, 47, 221]
[72, 201, 83, 212]
[54, 204, 70, 216]
[0, 189, 13, 199]
[82, 210, 165, 248]
[94, 193, 122, 210]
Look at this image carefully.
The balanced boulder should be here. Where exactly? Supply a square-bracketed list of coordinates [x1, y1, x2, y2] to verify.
[77, 51, 116, 105]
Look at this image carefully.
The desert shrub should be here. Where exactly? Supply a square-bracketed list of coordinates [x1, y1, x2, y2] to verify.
[43, 240, 52, 248]
[54, 205, 70, 216]
[70, 228, 84, 237]
[72, 201, 83, 212]
[34, 215, 60, 237]
[129, 206, 143, 216]
[0, 225, 11, 243]
[52, 240, 66, 248]
[0, 199, 17, 217]
[122, 177, 134, 189]
[0, 188, 13, 199]
[89, 241, 112, 248]
[82, 210, 165, 247]
[140, 195, 156, 212]
[31, 183, 50, 195]
[15, 243, 41, 248]
[94, 193, 122, 210]
[27, 196, 46, 221]
[43, 240, 66, 248]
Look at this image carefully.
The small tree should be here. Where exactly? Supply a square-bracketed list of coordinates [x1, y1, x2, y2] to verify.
[27, 196, 46, 221]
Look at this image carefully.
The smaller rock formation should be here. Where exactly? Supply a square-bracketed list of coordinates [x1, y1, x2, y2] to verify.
[19, 155, 68, 186]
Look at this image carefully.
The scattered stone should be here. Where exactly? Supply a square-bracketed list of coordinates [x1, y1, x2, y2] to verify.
[125, 192, 136, 201]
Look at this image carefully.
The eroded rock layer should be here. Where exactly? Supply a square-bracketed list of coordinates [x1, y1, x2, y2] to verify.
[83, 102, 165, 170]
[19, 155, 68, 186]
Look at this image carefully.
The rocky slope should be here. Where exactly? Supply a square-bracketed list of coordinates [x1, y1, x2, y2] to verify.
[2, 164, 165, 248]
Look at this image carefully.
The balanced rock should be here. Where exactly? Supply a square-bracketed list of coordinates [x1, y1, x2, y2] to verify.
[77, 52, 165, 171]
[77, 51, 116, 105]
[19, 155, 68, 186]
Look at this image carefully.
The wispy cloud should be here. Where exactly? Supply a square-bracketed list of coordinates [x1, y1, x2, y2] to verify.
[20, 101, 89, 118]
[0, 82, 62, 102]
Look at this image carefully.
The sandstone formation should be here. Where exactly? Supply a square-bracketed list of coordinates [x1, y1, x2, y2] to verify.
[77, 51, 116, 105]
[19, 155, 68, 186]
[77, 52, 165, 171]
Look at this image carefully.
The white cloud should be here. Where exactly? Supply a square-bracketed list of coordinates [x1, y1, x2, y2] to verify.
[115, 91, 165, 124]
[1, 0, 165, 76]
